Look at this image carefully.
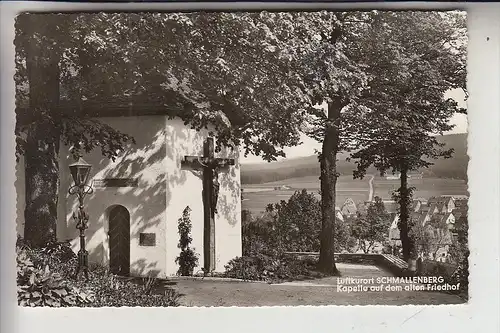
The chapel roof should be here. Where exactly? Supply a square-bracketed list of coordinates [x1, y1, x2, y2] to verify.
[16, 99, 235, 126]
[17, 100, 181, 120]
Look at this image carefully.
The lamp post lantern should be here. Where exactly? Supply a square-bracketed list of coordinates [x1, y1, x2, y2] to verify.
[68, 156, 93, 281]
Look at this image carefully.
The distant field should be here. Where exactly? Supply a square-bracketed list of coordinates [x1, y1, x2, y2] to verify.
[242, 175, 468, 215]
[244, 175, 368, 190]
[372, 178, 469, 201]
[242, 175, 369, 215]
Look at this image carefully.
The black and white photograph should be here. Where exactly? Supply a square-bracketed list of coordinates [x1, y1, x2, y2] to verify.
[12, 8, 472, 308]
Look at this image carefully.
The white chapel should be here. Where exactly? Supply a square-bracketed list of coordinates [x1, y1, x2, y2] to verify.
[16, 108, 243, 278]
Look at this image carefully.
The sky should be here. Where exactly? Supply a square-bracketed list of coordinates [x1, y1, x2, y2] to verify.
[240, 89, 468, 165]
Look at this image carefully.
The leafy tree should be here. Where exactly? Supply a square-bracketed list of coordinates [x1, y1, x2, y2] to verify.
[268, 190, 322, 253]
[348, 11, 467, 261]
[256, 11, 464, 272]
[242, 190, 353, 256]
[15, 12, 308, 245]
[263, 11, 373, 274]
[350, 196, 391, 253]
[237, 11, 465, 272]
[15, 15, 136, 246]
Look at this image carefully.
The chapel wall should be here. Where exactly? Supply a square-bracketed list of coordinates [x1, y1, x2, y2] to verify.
[163, 119, 242, 276]
[163, 118, 207, 275]
[15, 114, 243, 278]
[214, 147, 242, 272]
[60, 115, 168, 278]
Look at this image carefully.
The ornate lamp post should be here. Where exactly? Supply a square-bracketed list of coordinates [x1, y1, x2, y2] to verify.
[68, 156, 93, 281]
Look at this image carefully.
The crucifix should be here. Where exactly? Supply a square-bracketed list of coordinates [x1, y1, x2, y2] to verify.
[182, 137, 235, 273]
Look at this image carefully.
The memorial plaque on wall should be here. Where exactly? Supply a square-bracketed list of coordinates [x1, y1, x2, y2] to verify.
[94, 178, 138, 188]
[139, 233, 156, 246]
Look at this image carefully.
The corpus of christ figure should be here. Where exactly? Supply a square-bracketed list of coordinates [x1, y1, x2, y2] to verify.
[182, 137, 235, 272]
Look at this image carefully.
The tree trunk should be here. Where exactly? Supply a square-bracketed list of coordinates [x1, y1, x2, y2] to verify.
[24, 129, 61, 246]
[317, 100, 342, 275]
[363, 242, 369, 254]
[23, 17, 62, 246]
[397, 166, 414, 261]
[367, 241, 374, 254]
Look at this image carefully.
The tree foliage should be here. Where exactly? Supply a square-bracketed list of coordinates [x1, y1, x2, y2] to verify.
[350, 196, 391, 253]
[348, 11, 467, 260]
[14, 12, 309, 245]
[15, 12, 309, 161]
[242, 190, 352, 256]
[16, 11, 467, 268]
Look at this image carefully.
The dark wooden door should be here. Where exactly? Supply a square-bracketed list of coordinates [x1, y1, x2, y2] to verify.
[108, 205, 130, 276]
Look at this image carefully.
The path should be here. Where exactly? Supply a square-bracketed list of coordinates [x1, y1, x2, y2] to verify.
[163, 263, 464, 307]
[368, 174, 375, 201]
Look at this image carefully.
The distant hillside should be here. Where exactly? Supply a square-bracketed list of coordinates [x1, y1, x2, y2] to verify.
[241, 133, 468, 184]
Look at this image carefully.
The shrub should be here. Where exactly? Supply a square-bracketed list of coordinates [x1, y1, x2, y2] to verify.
[85, 270, 180, 307]
[17, 238, 181, 307]
[242, 190, 354, 256]
[349, 196, 391, 254]
[270, 190, 322, 252]
[242, 212, 278, 257]
[224, 253, 321, 282]
[17, 246, 94, 307]
[175, 206, 199, 276]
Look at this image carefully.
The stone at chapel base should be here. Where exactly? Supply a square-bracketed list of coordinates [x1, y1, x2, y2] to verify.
[15, 115, 242, 278]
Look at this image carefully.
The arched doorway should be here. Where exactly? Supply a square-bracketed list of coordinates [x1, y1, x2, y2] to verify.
[108, 205, 130, 276]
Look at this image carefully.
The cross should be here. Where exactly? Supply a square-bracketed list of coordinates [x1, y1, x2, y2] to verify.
[182, 137, 235, 273]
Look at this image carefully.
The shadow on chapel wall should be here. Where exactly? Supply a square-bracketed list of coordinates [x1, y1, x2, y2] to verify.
[62, 116, 241, 276]
[63, 117, 189, 276]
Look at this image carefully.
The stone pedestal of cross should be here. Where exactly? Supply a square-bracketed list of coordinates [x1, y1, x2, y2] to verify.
[182, 137, 235, 273]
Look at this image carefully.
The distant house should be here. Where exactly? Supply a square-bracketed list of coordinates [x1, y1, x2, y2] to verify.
[341, 198, 357, 216]
[382, 200, 399, 214]
[388, 195, 468, 261]
[441, 212, 456, 226]
[454, 198, 468, 210]
[428, 196, 455, 213]
[388, 214, 400, 243]
[452, 209, 464, 221]
[273, 185, 292, 191]
[336, 208, 344, 222]
[409, 173, 424, 180]
[411, 199, 423, 212]
[385, 172, 423, 180]
[426, 203, 440, 215]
